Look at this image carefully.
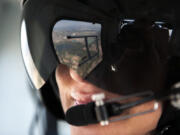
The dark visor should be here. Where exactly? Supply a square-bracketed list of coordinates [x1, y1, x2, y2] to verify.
[52, 19, 171, 94]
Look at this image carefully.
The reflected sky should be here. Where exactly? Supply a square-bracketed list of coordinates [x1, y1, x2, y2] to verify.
[54, 20, 101, 32]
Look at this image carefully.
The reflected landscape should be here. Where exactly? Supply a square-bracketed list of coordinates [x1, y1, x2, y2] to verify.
[52, 20, 103, 78]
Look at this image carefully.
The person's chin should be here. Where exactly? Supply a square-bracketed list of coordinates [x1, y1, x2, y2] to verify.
[69, 122, 130, 135]
[70, 124, 107, 135]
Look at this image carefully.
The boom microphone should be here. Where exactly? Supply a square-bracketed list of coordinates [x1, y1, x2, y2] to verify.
[65, 102, 98, 126]
[65, 92, 155, 126]
[65, 87, 180, 126]
[66, 101, 125, 126]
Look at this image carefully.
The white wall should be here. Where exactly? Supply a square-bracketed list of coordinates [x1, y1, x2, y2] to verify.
[0, 1, 36, 135]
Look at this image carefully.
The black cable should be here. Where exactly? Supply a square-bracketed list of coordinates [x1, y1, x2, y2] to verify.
[106, 95, 154, 116]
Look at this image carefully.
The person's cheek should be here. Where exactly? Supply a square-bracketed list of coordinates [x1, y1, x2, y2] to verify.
[56, 64, 74, 112]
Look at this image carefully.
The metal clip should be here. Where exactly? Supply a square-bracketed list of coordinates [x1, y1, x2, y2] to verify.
[92, 93, 109, 126]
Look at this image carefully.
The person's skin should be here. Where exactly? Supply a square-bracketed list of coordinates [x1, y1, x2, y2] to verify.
[56, 64, 162, 135]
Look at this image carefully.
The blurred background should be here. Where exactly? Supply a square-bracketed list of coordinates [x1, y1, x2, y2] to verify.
[0, 0, 70, 135]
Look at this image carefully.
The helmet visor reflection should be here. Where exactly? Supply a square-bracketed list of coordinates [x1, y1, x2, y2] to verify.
[52, 20, 103, 78]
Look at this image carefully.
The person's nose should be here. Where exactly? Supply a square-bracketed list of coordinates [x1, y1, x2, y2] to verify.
[69, 69, 101, 104]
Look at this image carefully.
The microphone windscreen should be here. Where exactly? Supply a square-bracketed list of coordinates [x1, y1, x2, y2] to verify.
[65, 102, 98, 126]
